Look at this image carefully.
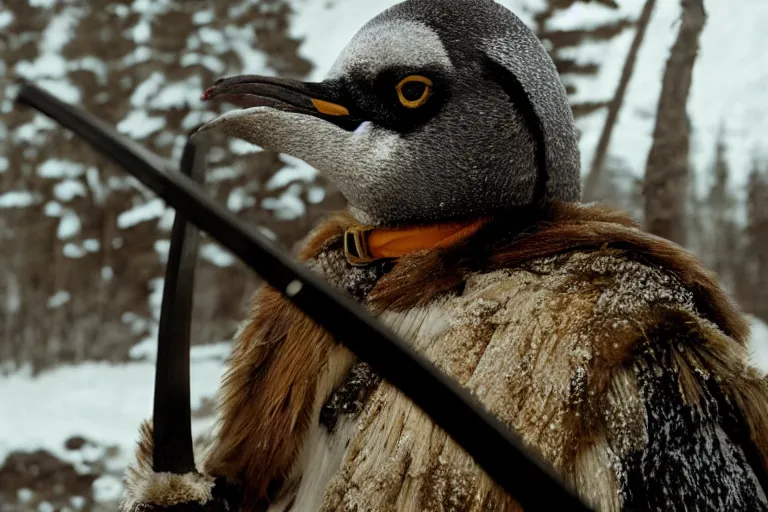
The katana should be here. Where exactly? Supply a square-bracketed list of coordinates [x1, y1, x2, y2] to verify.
[14, 82, 592, 512]
[151, 136, 209, 474]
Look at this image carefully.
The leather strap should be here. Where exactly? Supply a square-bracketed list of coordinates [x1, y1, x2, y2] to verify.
[343, 219, 486, 266]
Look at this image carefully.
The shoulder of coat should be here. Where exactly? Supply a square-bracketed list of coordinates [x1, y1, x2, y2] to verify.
[457, 248, 697, 325]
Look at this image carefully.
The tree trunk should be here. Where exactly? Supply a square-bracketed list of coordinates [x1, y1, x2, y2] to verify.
[583, 0, 656, 202]
[643, 0, 706, 245]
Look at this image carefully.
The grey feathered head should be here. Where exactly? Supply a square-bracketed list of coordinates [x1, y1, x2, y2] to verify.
[199, 0, 581, 226]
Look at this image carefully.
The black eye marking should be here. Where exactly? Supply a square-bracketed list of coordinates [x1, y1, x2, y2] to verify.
[337, 67, 447, 134]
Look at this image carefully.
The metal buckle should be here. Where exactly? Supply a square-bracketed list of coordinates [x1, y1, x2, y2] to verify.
[343, 225, 375, 266]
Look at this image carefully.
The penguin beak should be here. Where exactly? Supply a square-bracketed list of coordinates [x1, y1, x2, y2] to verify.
[196, 74, 371, 196]
[200, 75, 361, 131]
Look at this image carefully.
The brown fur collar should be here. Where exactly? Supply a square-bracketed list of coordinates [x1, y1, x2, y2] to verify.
[303, 202, 748, 345]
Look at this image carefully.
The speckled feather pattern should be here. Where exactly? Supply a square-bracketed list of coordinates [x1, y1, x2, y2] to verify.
[375, 0, 581, 202]
[323, 0, 582, 223]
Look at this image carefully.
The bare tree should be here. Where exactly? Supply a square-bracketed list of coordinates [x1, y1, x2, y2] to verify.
[643, 0, 706, 245]
[533, 0, 632, 118]
[583, 0, 656, 202]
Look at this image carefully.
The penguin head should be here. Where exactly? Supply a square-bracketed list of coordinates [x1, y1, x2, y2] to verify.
[200, 0, 581, 226]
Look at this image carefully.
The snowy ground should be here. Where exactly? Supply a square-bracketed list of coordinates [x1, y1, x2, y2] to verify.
[0, 343, 228, 465]
[0, 343, 229, 506]
[748, 317, 768, 376]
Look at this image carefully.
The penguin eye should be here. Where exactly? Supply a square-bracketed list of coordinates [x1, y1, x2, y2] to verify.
[396, 75, 433, 109]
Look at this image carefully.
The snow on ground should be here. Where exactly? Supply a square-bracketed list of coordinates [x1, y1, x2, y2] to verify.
[748, 316, 768, 376]
[0, 343, 228, 470]
[2, 316, 762, 472]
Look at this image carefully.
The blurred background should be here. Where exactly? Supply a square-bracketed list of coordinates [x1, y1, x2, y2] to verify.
[0, 0, 767, 509]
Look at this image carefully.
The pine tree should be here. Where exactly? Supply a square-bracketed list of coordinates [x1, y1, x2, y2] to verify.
[740, 158, 768, 320]
[0, 0, 328, 372]
[686, 161, 706, 259]
[590, 155, 643, 221]
[702, 127, 740, 293]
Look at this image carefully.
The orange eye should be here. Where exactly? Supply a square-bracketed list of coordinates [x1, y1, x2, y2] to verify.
[396, 75, 433, 109]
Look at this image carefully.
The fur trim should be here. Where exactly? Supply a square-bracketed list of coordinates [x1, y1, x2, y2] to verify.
[297, 211, 357, 261]
[656, 307, 768, 486]
[202, 286, 355, 510]
[612, 311, 768, 509]
[120, 421, 215, 511]
[367, 202, 749, 346]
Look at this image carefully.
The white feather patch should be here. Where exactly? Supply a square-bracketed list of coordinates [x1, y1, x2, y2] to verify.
[328, 19, 453, 79]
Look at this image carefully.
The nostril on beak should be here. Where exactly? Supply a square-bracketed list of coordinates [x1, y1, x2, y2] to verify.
[201, 87, 216, 101]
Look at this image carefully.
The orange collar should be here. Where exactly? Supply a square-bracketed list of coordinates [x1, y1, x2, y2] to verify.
[343, 219, 486, 266]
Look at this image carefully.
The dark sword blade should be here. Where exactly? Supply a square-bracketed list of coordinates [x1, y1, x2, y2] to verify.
[152, 136, 209, 474]
[14, 82, 592, 512]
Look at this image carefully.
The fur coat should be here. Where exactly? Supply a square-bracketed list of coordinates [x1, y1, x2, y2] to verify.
[121, 203, 768, 512]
